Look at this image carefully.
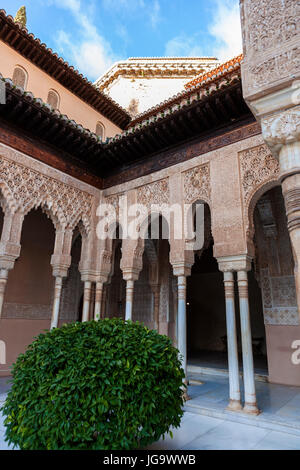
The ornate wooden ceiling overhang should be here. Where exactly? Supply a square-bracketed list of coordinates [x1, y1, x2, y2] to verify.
[0, 9, 131, 129]
[0, 74, 258, 188]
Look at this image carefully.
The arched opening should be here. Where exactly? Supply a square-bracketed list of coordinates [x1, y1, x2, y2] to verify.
[60, 229, 83, 323]
[186, 202, 228, 369]
[253, 185, 300, 385]
[1, 208, 55, 371]
[105, 239, 125, 319]
[187, 201, 267, 376]
[47, 89, 60, 110]
[12, 65, 28, 89]
[131, 214, 176, 337]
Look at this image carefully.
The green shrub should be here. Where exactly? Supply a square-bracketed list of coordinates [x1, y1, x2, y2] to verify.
[2, 319, 185, 450]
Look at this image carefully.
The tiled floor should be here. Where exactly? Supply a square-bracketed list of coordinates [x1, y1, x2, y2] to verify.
[186, 373, 300, 430]
[1, 374, 300, 451]
[148, 412, 300, 450]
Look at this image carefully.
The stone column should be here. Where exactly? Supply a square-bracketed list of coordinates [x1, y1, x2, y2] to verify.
[222, 270, 242, 411]
[281, 172, 300, 314]
[50, 276, 63, 329]
[82, 281, 92, 322]
[125, 279, 135, 321]
[150, 284, 160, 330]
[50, 229, 72, 329]
[94, 281, 103, 321]
[0, 211, 23, 318]
[0, 269, 8, 319]
[177, 275, 188, 380]
[237, 270, 260, 415]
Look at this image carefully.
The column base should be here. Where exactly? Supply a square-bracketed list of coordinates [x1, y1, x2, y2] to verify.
[226, 399, 243, 412]
[243, 402, 261, 415]
[183, 379, 191, 401]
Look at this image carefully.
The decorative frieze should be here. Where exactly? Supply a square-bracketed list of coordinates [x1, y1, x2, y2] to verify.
[137, 179, 170, 207]
[240, 144, 279, 206]
[0, 156, 94, 233]
[184, 163, 211, 204]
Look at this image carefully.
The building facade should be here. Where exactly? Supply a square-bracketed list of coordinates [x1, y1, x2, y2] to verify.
[0, 2, 299, 417]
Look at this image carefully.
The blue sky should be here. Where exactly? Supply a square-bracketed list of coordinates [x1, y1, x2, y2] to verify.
[2, 0, 242, 81]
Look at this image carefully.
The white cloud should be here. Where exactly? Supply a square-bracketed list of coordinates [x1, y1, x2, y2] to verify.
[209, 0, 242, 61]
[164, 0, 242, 62]
[165, 34, 204, 58]
[102, 0, 161, 29]
[47, 0, 119, 80]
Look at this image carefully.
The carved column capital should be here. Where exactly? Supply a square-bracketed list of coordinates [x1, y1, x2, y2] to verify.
[217, 254, 252, 273]
[51, 254, 72, 278]
[261, 106, 300, 156]
[172, 262, 192, 278]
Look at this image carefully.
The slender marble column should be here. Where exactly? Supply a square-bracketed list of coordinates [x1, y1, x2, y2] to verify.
[177, 275, 187, 379]
[82, 281, 92, 322]
[152, 285, 160, 330]
[94, 282, 103, 321]
[125, 280, 134, 321]
[0, 268, 8, 318]
[223, 271, 242, 411]
[50, 276, 63, 329]
[237, 270, 260, 415]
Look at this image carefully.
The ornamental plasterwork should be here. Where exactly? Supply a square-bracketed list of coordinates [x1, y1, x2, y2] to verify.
[183, 163, 211, 205]
[0, 156, 94, 233]
[137, 179, 170, 208]
[248, 47, 300, 91]
[261, 106, 300, 151]
[243, 0, 299, 54]
[239, 145, 279, 221]
[260, 267, 299, 325]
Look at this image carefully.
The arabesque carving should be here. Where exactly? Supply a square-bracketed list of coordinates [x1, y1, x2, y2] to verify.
[0, 156, 94, 232]
[184, 163, 211, 204]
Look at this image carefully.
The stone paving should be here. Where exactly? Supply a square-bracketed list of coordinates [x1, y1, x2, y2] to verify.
[1, 374, 300, 450]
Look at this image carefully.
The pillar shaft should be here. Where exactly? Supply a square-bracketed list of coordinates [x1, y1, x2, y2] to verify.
[50, 276, 63, 329]
[177, 275, 187, 379]
[0, 269, 8, 318]
[223, 271, 242, 411]
[94, 282, 103, 321]
[125, 280, 134, 321]
[237, 270, 260, 415]
[151, 285, 160, 330]
[82, 281, 92, 322]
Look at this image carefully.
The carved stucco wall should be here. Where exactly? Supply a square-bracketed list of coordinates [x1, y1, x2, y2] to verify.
[239, 144, 280, 236]
[183, 163, 211, 205]
[240, 0, 300, 99]
[0, 155, 94, 233]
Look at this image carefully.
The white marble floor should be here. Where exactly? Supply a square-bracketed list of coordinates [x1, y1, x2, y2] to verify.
[1, 373, 300, 451]
[147, 412, 300, 450]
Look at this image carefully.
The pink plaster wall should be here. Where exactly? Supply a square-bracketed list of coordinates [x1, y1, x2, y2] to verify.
[266, 325, 300, 386]
[0, 319, 50, 376]
[0, 41, 121, 137]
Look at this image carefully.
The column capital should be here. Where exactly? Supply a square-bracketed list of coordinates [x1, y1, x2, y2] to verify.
[80, 270, 99, 283]
[172, 262, 192, 278]
[261, 106, 300, 157]
[122, 268, 140, 282]
[217, 254, 252, 273]
[51, 254, 72, 278]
